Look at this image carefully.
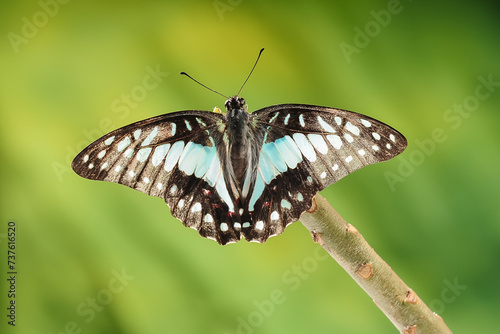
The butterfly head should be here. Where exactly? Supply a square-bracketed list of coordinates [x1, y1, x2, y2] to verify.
[224, 96, 247, 114]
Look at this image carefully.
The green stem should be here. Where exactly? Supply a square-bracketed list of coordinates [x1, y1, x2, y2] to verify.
[300, 194, 452, 334]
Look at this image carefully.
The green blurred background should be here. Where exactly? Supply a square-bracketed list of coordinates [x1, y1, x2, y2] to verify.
[1, 0, 499, 333]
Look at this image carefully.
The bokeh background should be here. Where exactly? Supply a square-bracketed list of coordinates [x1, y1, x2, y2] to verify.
[1, 0, 499, 333]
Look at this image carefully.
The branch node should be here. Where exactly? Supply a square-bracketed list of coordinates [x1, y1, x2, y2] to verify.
[404, 289, 418, 304]
[356, 262, 373, 279]
[306, 196, 318, 213]
[346, 223, 359, 234]
[310, 230, 323, 244]
[402, 325, 417, 334]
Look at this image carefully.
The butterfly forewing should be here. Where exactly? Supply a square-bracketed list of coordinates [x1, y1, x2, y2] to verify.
[238, 104, 407, 242]
[72, 110, 242, 244]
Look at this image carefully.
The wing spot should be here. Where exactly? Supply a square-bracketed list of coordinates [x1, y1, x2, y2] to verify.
[117, 137, 131, 152]
[115, 165, 122, 172]
[361, 119, 372, 127]
[297, 192, 304, 201]
[307, 176, 313, 183]
[372, 145, 380, 151]
[317, 116, 336, 133]
[220, 222, 229, 231]
[104, 136, 115, 145]
[358, 149, 366, 156]
[128, 170, 136, 177]
[271, 211, 279, 221]
[143, 177, 150, 184]
[344, 133, 354, 143]
[185, 119, 192, 131]
[83, 155, 89, 162]
[299, 114, 305, 127]
[335, 116, 342, 126]
[170, 184, 178, 195]
[239, 208, 244, 215]
[97, 150, 106, 159]
[372, 132, 381, 140]
[141, 126, 159, 146]
[124, 148, 134, 158]
[136, 147, 152, 162]
[191, 202, 202, 212]
[284, 113, 290, 125]
[386, 143, 392, 149]
[281, 199, 292, 209]
[234, 222, 241, 229]
[157, 183, 163, 190]
[204, 214, 214, 223]
[242, 222, 251, 228]
[332, 164, 339, 171]
[255, 221, 264, 230]
[171, 123, 177, 136]
[100, 162, 108, 170]
[345, 122, 360, 136]
[88, 163, 94, 169]
[320, 171, 327, 179]
[178, 199, 185, 208]
[327, 135, 343, 149]
[133, 129, 142, 140]
[390, 134, 396, 142]
[345, 156, 353, 163]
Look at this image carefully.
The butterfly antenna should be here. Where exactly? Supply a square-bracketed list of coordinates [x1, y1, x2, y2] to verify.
[237, 48, 264, 96]
[180, 72, 228, 99]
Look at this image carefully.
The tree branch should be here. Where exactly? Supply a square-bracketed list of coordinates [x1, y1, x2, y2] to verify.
[300, 194, 452, 334]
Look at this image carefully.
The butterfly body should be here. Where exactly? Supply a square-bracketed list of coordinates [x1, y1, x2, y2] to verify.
[73, 96, 407, 245]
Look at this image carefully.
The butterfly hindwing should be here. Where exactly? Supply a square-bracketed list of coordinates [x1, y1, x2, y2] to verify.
[72, 110, 241, 244]
[239, 104, 407, 242]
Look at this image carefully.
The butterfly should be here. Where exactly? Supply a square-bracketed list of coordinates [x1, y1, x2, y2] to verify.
[72, 52, 407, 245]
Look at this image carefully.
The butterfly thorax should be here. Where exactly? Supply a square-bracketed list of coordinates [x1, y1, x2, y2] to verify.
[224, 96, 263, 194]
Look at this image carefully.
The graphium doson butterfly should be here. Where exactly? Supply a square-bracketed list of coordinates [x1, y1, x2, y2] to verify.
[72, 49, 407, 245]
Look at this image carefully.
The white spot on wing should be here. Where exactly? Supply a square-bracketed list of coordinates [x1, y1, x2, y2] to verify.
[191, 202, 202, 212]
[152, 144, 170, 166]
[133, 129, 142, 140]
[345, 155, 353, 163]
[344, 133, 354, 143]
[281, 199, 291, 209]
[372, 145, 380, 151]
[185, 119, 192, 131]
[327, 135, 343, 149]
[358, 149, 366, 156]
[100, 162, 108, 170]
[299, 114, 305, 127]
[255, 221, 264, 230]
[143, 177, 150, 184]
[270, 211, 279, 221]
[345, 122, 360, 136]
[204, 214, 214, 223]
[141, 126, 159, 146]
[332, 164, 339, 171]
[320, 171, 327, 179]
[284, 114, 290, 125]
[317, 116, 336, 133]
[136, 147, 152, 162]
[360, 119, 372, 127]
[242, 222, 251, 228]
[372, 132, 381, 140]
[157, 183, 163, 190]
[308, 134, 329, 154]
[293, 133, 316, 162]
[128, 170, 136, 177]
[88, 163, 94, 169]
[178, 199, 184, 208]
[171, 122, 176, 136]
[234, 222, 241, 229]
[124, 148, 134, 158]
[390, 134, 396, 142]
[104, 136, 115, 145]
[386, 143, 392, 149]
[220, 222, 228, 231]
[115, 165, 122, 172]
[83, 155, 89, 162]
[335, 116, 342, 126]
[117, 137, 131, 152]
